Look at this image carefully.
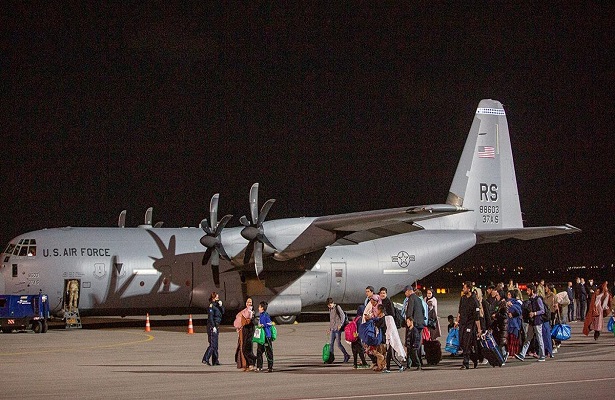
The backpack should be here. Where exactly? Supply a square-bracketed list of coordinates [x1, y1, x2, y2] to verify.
[336, 305, 349, 331]
[393, 304, 404, 328]
[358, 318, 382, 346]
[344, 315, 360, 343]
[537, 296, 551, 323]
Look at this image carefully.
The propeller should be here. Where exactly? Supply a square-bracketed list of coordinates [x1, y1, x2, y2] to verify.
[200, 193, 232, 287]
[240, 183, 276, 276]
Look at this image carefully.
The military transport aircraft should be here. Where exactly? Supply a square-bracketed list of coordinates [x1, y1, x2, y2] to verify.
[0, 99, 580, 324]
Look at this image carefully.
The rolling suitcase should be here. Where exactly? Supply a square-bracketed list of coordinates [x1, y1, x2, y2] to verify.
[423, 339, 442, 365]
[479, 331, 505, 367]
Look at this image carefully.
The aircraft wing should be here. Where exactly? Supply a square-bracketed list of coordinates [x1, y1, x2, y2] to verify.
[273, 204, 469, 261]
[475, 224, 581, 244]
[315, 204, 470, 244]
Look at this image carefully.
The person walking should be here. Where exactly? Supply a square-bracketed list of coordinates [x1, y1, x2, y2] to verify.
[583, 282, 613, 340]
[514, 284, 546, 362]
[566, 281, 575, 322]
[327, 298, 350, 363]
[202, 292, 224, 366]
[234, 297, 256, 371]
[425, 288, 441, 340]
[456, 281, 481, 370]
[506, 290, 523, 357]
[254, 301, 274, 372]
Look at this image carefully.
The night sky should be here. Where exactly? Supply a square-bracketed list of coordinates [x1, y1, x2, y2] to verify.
[1, 3, 613, 277]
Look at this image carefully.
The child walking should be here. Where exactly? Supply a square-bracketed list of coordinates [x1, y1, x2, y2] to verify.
[255, 301, 274, 372]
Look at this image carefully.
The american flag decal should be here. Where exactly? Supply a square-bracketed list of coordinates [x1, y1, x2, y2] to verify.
[478, 146, 495, 158]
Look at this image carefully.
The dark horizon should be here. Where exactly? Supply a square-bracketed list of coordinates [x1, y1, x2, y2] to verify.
[1, 4, 613, 273]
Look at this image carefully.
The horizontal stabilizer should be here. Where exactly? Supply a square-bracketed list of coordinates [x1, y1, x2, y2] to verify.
[476, 224, 581, 244]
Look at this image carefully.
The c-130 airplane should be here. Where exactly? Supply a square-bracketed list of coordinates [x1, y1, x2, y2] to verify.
[0, 99, 580, 324]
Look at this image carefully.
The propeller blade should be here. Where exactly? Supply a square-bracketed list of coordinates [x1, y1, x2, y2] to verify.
[168, 235, 176, 256]
[202, 248, 213, 265]
[145, 207, 153, 225]
[212, 263, 220, 287]
[210, 193, 219, 228]
[217, 243, 230, 261]
[249, 183, 259, 224]
[118, 210, 126, 228]
[257, 199, 276, 225]
[243, 240, 254, 266]
[254, 241, 263, 276]
[239, 215, 251, 227]
[211, 248, 221, 287]
[259, 234, 277, 251]
[211, 249, 219, 267]
[215, 214, 233, 237]
[200, 218, 213, 234]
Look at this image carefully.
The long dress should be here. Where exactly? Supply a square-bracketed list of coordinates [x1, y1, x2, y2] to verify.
[234, 308, 256, 369]
[583, 292, 611, 336]
[426, 297, 441, 340]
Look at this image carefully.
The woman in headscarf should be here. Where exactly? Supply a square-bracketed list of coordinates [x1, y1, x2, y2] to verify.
[583, 282, 612, 340]
[234, 297, 256, 370]
[361, 295, 383, 369]
[506, 289, 523, 357]
[425, 288, 441, 340]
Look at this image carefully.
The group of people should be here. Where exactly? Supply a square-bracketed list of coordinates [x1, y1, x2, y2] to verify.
[200, 277, 613, 373]
[326, 285, 442, 373]
[454, 278, 613, 370]
[201, 294, 275, 372]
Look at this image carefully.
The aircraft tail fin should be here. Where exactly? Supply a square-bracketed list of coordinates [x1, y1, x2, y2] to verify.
[446, 99, 523, 230]
[445, 99, 580, 241]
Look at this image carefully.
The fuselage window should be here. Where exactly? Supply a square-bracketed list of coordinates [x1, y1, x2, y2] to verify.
[18, 246, 28, 257]
[12, 264, 17, 277]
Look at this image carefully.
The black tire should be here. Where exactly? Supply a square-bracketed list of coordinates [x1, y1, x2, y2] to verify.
[1, 327, 11, 334]
[274, 315, 297, 325]
[42, 320, 49, 333]
[32, 320, 43, 333]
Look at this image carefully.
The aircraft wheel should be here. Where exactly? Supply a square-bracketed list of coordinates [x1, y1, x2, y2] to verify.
[42, 320, 49, 333]
[274, 315, 297, 325]
[1, 327, 11, 333]
[32, 320, 43, 333]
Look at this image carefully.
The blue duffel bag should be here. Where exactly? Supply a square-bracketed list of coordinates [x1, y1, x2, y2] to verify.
[445, 327, 460, 355]
[551, 323, 571, 341]
[358, 319, 382, 346]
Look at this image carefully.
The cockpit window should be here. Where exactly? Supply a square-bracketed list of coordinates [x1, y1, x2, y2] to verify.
[3, 244, 15, 255]
[5, 240, 37, 257]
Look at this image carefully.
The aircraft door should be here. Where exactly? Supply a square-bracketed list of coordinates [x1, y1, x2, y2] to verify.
[157, 262, 192, 307]
[329, 262, 347, 302]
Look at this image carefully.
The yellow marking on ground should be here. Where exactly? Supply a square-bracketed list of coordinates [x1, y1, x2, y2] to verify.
[0, 330, 155, 356]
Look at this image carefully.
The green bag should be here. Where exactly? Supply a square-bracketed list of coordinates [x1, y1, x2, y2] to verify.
[270, 325, 277, 341]
[322, 343, 334, 364]
[252, 326, 265, 345]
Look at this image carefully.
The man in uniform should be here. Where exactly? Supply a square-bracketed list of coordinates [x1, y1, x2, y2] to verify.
[67, 280, 79, 311]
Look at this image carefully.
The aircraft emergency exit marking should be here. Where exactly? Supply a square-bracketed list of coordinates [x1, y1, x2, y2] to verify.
[42, 248, 111, 257]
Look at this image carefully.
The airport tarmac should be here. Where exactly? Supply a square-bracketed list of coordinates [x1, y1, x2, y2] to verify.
[1, 300, 614, 399]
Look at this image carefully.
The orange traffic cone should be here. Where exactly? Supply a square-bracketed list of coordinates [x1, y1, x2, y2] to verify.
[187, 314, 194, 334]
[145, 313, 151, 332]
